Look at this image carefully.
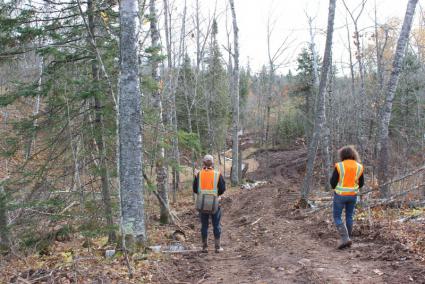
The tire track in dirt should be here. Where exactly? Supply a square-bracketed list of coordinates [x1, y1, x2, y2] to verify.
[153, 148, 425, 284]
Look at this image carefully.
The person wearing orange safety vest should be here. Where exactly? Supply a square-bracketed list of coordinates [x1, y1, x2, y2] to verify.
[193, 154, 226, 253]
[330, 145, 364, 249]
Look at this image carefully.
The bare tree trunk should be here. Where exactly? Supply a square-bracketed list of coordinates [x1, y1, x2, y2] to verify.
[206, 90, 213, 152]
[163, 0, 181, 201]
[150, 0, 170, 224]
[65, 96, 84, 209]
[94, 99, 116, 242]
[307, 14, 319, 140]
[0, 185, 9, 252]
[371, 3, 389, 178]
[345, 17, 356, 99]
[377, 0, 418, 198]
[342, 0, 368, 153]
[265, 67, 273, 144]
[25, 3, 46, 161]
[229, 0, 240, 186]
[301, 0, 337, 202]
[26, 58, 42, 160]
[374, 1, 385, 91]
[86, 0, 116, 243]
[322, 52, 334, 192]
[118, 0, 146, 244]
[2, 112, 9, 174]
[307, 16, 319, 88]
[307, 14, 331, 191]
[342, 0, 367, 100]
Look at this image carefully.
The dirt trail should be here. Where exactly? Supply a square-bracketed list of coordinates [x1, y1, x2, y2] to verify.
[153, 148, 425, 284]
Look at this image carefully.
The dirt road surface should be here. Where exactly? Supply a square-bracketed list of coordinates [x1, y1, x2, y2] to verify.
[152, 148, 425, 284]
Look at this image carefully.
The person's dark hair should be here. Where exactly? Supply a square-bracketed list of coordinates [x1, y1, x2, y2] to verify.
[338, 145, 360, 162]
[203, 160, 213, 168]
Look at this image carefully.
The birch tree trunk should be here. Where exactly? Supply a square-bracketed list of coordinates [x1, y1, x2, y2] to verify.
[301, 0, 336, 202]
[229, 0, 240, 186]
[150, 0, 170, 224]
[377, 0, 418, 198]
[118, 0, 146, 244]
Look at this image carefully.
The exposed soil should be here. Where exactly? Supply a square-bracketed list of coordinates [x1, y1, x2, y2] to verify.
[152, 148, 425, 284]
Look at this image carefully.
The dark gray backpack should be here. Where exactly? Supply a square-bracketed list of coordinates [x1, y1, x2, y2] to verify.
[196, 193, 219, 214]
[195, 170, 219, 214]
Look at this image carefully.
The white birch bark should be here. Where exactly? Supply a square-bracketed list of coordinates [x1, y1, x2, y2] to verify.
[377, 0, 418, 198]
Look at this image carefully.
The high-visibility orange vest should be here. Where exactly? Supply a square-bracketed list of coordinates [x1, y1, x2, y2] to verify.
[335, 160, 363, 196]
[198, 168, 219, 196]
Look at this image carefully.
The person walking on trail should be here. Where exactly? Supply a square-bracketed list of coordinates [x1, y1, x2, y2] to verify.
[330, 145, 364, 249]
[193, 154, 226, 253]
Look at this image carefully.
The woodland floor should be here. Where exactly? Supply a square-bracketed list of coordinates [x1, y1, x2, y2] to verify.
[1, 146, 425, 283]
[151, 147, 425, 284]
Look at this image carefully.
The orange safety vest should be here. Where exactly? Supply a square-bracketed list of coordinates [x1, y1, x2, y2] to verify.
[335, 160, 364, 196]
[198, 168, 219, 196]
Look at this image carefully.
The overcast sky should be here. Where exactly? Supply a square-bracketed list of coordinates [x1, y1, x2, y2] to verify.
[188, 0, 424, 75]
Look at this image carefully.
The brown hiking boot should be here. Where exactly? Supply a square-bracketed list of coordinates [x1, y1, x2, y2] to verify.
[214, 238, 224, 253]
[202, 237, 208, 253]
[336, 224, 352, 249]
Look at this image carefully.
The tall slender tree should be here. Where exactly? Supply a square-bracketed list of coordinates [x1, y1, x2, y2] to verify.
[307, 13, 332, 191]
[0, 185, 9, 252]
[342, 0, 367, 141]
[86, 0, 116, 243]
[229, 0, 240, 186]
[150, 0, 170, 224]
[377, 0, 418, 198]
[301, 0, 337, 202]
[118, 0, 146, 244]
[163, 0, 181, 200]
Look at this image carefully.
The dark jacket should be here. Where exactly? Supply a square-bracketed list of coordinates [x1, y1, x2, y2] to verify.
[193, 169, 226, 196]
[330, 163, 364, 189]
